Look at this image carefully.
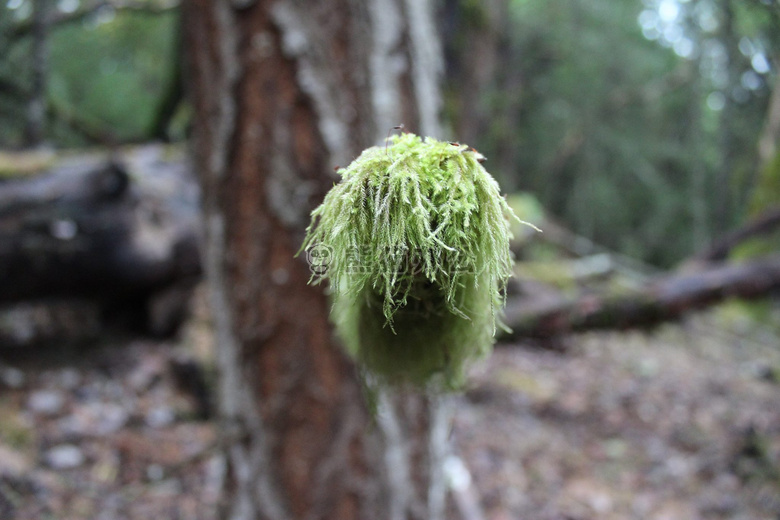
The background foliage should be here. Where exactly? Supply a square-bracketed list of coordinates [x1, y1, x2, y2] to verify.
[444, 0, 779, 266]
[0, 0, 178, 147]
[1, 0, 778, 267]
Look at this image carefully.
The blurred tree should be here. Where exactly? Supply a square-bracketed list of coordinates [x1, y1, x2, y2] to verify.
[442, 0, 509, 150]
[746, 2, 780, 217]
[0, 2, 32, 145]
[23, 0, 50, 147]
[184, 0, 453, 519]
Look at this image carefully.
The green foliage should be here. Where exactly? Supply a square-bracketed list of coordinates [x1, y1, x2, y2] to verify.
[0, 149, 55, 177]
[446, 0, 779, 267]
[302, 133, 531, 389]
[0, 398, 33, 450]
[504, 0, 704, 265]
[750, 153, 780, 215]
[457, 0, 490, 29]
[47, 10, 179, 145]
[0, 2, 179, 147]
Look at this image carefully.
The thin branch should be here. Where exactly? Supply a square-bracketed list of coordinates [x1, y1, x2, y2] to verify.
[46, 97, 113, 144]
[691, 207, 780, 263]
[10, 0, 178, 39]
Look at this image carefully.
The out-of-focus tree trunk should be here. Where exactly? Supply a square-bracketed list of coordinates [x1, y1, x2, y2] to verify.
[149, 12, 184, 142]
[183, 1, 452, 519]
[756, 63, 780, 173]
[714, 0, 741, 234]
[442, 0, 508, 145]
[442, 0, 522, 190]
[24, 0, 49, 147]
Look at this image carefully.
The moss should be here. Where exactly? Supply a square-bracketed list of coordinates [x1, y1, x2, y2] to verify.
[302, 133, 536, 389]
[0, 150, 55, 178]
[750, 153, 780, 215]
[0, 399, 33, 451]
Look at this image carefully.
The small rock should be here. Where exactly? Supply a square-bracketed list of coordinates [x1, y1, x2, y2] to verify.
[146, 406, 175, 428]
[698, 493, 739, 516]
[58, 369, 81, 390]
[27, 390, 65, 416]
[146, 463, 164, 481]
[128, 352, 166, 392]
[444, 455, 472, 491]
[95, 403, 130, 435]
[0, 366, 25, 388]
[45, 444, 85, 469]
[59, 402, 129, 436]
[149, 478, 182, 497]
[0, 443, 32, 474]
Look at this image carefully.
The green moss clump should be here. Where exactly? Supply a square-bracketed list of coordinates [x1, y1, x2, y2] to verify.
[302, 132, 534, 389]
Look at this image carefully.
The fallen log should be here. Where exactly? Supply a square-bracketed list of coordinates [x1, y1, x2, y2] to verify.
[502, 253, 780, 340]
[0, 145, 201, 340]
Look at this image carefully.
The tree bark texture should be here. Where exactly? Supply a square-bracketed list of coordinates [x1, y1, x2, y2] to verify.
[183, 1, 448, 519]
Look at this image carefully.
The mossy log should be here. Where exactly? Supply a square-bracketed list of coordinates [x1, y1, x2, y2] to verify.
[502, 253, 780, 339]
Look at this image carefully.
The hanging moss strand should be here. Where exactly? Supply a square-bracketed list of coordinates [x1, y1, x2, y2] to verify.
[301, 133, 536, 390]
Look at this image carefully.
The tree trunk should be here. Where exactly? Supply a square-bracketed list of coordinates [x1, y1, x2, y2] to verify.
[183, 1, 450, 519]
[24, 0, 49, 147]
[442, 0, 507, 146]
[756, 59, 780, 174]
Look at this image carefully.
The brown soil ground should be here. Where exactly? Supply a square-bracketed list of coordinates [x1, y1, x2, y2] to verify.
[1, 299, 778, 520]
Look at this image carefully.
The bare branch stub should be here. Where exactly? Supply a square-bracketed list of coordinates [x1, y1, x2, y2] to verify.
[385, 123, 406, 154]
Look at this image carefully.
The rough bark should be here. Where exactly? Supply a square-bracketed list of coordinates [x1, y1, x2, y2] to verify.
[503, 253, 780, 340]
[10, 0, 179, 39]
[183, 1, 449, 519]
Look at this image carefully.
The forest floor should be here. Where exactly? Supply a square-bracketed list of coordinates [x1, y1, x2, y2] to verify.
[0, 289, 779, 520]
